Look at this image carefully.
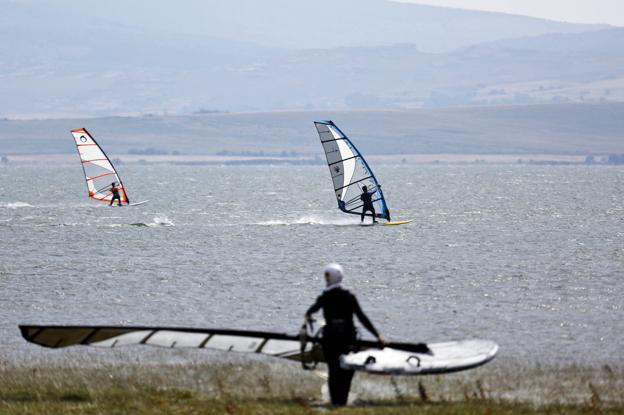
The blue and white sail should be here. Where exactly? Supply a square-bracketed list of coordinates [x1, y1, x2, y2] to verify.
[314, 121, 391, 221]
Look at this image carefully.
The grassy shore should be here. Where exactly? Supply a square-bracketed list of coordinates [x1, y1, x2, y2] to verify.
[1, 360, 622, 414]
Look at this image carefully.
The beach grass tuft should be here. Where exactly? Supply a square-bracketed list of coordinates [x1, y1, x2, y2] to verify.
[1, 360, 622, 414]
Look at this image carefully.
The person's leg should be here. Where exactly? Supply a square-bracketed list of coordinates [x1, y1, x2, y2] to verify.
[322, 342, 342, 405]
[334, 367, 355, 405]
[370, 206, 377, 223]
[360, 208, 365, 222]
[363, 207, 374, 223]
[332, 340, 356, 406]
[327, 361, 342, 405]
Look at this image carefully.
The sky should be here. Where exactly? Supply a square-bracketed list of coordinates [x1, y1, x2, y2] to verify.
[396, 0, 624, 26]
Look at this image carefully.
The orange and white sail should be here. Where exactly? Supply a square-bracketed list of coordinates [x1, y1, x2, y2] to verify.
[70, 128, 129, 204]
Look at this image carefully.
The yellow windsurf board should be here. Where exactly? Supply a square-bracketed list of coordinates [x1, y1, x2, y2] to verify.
[383, 219, 414, 226]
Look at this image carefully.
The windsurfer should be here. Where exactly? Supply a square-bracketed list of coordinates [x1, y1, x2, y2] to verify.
[305, 263, 385, 406]
[109, 182, 122, 206]
[360, 185, 377, 223]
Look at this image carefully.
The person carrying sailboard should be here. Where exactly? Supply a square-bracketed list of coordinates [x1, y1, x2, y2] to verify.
[305, 263, 385, 406]
[360, 185, 377, 223]
[109, 182, 123, 207]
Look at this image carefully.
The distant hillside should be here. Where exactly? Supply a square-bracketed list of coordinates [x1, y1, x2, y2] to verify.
[228, 28, 624, 110]
[1, 104, 623, 156]
[11, 0, 605, 51]
[0, 0, 619, 117]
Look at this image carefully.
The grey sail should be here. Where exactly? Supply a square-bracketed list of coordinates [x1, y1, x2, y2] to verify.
[19, 325, 312, 360]
[19, 325, 427, 358]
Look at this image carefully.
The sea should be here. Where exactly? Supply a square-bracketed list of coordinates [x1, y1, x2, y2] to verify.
[0, 163, 623, 365]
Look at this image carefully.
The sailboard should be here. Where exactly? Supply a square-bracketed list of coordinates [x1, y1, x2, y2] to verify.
[314, 121, 411, 226]
[70, 128, 148, 207]
[19, 324, 497, 375]
[384, 219, 414, 226]
[341, 340, 498, 375]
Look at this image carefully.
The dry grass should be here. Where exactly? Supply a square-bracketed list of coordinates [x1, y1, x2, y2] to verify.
[1, 360, 622, 414]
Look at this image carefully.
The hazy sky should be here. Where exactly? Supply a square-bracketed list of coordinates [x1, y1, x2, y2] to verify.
[397, 0, 624, 26]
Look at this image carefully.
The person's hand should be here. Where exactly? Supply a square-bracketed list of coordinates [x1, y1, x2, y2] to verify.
[377, 335, 386, 347]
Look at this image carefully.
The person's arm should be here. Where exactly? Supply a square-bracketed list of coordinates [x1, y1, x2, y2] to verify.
[305, 296, 322, 321]
[353, 296, 384, 343]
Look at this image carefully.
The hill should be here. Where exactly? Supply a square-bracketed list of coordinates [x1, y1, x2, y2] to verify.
[0, 0, 619, 117]
[5, 0, 605, 52]
[1, 104, 623, 157]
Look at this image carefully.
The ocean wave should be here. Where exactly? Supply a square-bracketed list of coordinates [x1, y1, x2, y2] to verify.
[1, 202, 34, 209]
[129, 216, 175, 227]
[256, 215, 360, 226]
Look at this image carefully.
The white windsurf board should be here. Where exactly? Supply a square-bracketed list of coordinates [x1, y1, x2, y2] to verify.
[340, 339, 498, 375]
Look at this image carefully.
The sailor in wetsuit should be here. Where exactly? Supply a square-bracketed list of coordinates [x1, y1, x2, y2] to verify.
[360, 185, 377, 223]
[109, 182, 123, 207]
[305, 263, 385, 406]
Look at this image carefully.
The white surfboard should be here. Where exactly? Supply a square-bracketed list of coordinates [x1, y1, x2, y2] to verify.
[340, 339, 498, 375]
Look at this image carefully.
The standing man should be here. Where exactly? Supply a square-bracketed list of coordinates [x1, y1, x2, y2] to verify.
[305, 263, 385, 406]
[109, 182, 123, 207]
[360, 186, 377, 224]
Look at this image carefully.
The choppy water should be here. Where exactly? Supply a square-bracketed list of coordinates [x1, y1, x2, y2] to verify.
[0, 163, 623, 365]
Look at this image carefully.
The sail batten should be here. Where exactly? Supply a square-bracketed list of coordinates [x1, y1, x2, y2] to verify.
[71, 128, 129, 204]
[314, 121, 391, 221]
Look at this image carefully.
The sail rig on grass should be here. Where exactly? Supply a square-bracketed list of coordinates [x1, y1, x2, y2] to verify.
[314, 121, 391, 222]
[19, 325, 497, 375]
[71, 128, 129, 205]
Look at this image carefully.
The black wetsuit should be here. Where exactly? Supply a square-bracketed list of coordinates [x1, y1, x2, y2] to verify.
[306, 286, 380, 406]
[360, 190, 376, 222]
[110, 187, 122, 206]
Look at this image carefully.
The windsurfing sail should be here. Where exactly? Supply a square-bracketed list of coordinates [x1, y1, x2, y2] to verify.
[314, 121, 390, 221]
[70, 128, 129, 204]
[20, 325, 423, 363]
[19, 325, 428, 353]
[20, 325, 318, 361]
